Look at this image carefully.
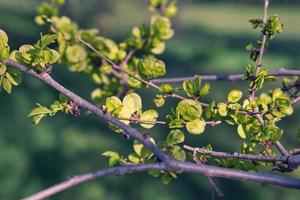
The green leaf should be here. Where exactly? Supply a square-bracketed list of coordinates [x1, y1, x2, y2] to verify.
[183, 76, 201, 97]
[228, 90, 243, 103]
[265, 15, 283, 39]
[272, 88, 283, 100]
[0, 63, 6, 75]
[102, 151, 120, 166]
[138, 58, 166, 79]
[133, 138, 155, 158]
[249, 19, 263, 29]
[28, 105, 52, 117]
[151, 16, 174, 40]
[6, 72, 18, 86]
[2, 78, 12, 94]
[161, 173, 172, 185]
[15, 45, 34, 64]
[151, 42, 165, 54]
[117, 93, 142, 123]
[167, 129, 185, 145]
[0, 43, 10, 61]
[140, 109, 158, 129]
[118, 93, 142, 123]
[36, 34, 57, 49]
[264, 125, 283, 142]
[148, 170, 161, 178]
[128, 154, 140, 164]
[66, 45, 87, 63]
[0, 29, 8, 44]
[237, 124, 246, 139]
[186, 119, 206, 134]
[122, 93, 142, 114]
[91, 88, 103, 101]
[164, 2, 177, 17]
[36, 2, 58, 16]
[105, 96, 123, 115]
[28, 103, 56, 125]
[128, 76, 142, 88]
[32, 114, 45, 125]
[49, 49, 59, 63]
[176, 99, 202, 121]
[159, 84, 173, 93]
[7, 68, 22, 85]
[169, 119, 184, 129]
[171, 145, 186, 161]
[183, 80, 193, 97]
[153, 94, 165, 107]
[54, 0, 65, 5]
[199, 83, 210, 97]
[149, 0, 163, 9]
[217, 103, 227, 117]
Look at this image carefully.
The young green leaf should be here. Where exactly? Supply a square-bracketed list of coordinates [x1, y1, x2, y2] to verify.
[102, 151, 120, 166]
[153, 94, 165, 107]
[148, 170, 161, 178]
[199, 83, 210, 97]
[66, 45, 87, 63]
[140, 109, 158, 129]
[6, 72, 18, 86]
[159, 84, 173, 93]
[0, 29, 8, 45]
[171, 145, 186, 161]
[186, 118, 206, 134]
[28, 105, 52, 117]
[161, 173, 172, 185]
[36, 34, 57, 49]
[138, 58, 166, 79]
[176, 99, 202, 121]
[0, 64, 6, 75]
[217, 103, 227, 117]
[228, 90, 243, 103]
[237, 124, 246, 139]
[167, 129, 185, 145]
[122, 93, 142, 114]
[105, 96, 123, 115]
[133, 138, 155, 158]
[2, 78, 12, 94]
[128, 154, 140, 164]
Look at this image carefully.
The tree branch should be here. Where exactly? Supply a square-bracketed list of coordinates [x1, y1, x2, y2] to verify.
[255, 0, 269, 72]
[75, 36, 209, 107]
[183, 145, 300, 167]
[151, 68, 300, 84]
[23, 163, 167, 200]
[4, 59, 300, 200]
[175, 161, 300, 189]
[3, 59, 170, 163]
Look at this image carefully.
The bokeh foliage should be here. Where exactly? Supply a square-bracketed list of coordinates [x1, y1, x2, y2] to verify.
[0, 0, 300, 199]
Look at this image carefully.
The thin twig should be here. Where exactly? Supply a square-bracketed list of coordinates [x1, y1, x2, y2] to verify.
[75, 35, 209, 107]
[183, 145, 300, 168]
[183, 145, 287, 163]
[151, 68, 300, 84]
[256, 0, 269, 72]
[117, 117, 166, 125]
[292, 96, 300, 105]
[23, 163, 167, 200]
[246, 0, 289, 157]
[289, 148, 300, 155]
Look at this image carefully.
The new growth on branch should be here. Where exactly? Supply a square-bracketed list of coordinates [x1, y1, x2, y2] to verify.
[1, 0, 300, 199]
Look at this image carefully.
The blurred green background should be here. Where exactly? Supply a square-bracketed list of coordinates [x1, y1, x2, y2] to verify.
[1, 0, 300, 199]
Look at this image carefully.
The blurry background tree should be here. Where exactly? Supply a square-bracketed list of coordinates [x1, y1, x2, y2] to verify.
[0, 0, 300, 199]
